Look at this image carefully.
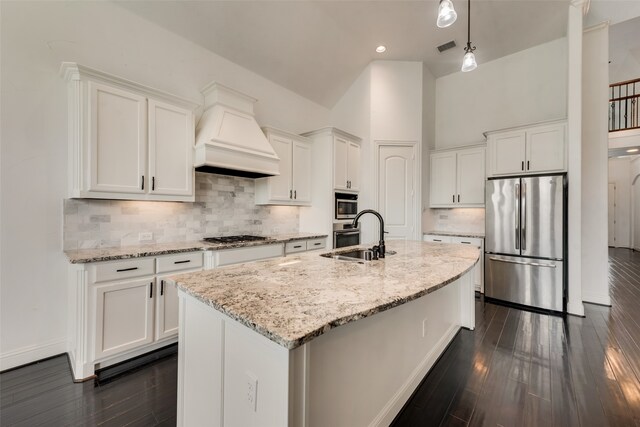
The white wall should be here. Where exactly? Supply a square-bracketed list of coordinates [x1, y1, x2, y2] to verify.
[0, 1, 330, 369]
[631, 157, 640, 250]
[581, 23, 610, 306]
[330, 61, 423, 244]
[608, 157, 632, 248]
[422, 65, 437, 233]
[435, 38, 568, 149]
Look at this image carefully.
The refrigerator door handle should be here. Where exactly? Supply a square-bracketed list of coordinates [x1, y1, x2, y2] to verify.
[489, 257, 557, 268]
[515, 183, 520, 250]
[521, 182, 526, 251]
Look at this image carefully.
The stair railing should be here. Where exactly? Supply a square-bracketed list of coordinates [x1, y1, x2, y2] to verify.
[610, 78, 639, 132]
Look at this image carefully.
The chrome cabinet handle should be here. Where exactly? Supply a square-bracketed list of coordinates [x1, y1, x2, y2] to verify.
[489, 257, 556, 268]
[515, 183, 520, 250]
[521, 182, 526, 251]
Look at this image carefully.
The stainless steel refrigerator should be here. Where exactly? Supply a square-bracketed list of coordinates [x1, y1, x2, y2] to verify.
[485, 175, 566, 312]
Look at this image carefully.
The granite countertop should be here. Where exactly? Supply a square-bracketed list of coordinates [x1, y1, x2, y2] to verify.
[64, 232, 328, 264]
[170, 240, 480, 350]
[424, 230, 485, 239]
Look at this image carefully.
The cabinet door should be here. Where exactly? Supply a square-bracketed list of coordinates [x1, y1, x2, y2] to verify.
[156, 275, 181, 340]
[487, 131, 526, 176]
[292, 139, 311, 203]
[347, 142, 361, 191]
[89, 81, 147, 194]
[148, 99, 194, 197]
[430, 152, 457, 206]
[333, 137, 349, 190]
[94, 278, 154, 360]
[269, 135, 293, 201]
[456, 147, 485, 205]
[526, 124, 566, 173]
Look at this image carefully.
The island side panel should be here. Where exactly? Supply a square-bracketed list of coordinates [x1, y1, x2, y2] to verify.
[301, 276, 463, 427]
[460, 264, 476, 330]
[177, 290, 291, 427]
[177, 293, 224, 427]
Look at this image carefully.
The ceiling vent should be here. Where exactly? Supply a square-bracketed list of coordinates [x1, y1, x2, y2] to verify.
[437, 40, 457, 53]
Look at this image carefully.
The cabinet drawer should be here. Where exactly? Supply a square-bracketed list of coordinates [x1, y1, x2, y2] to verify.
[423, 235, 452, 243]
[285, 241, 307, 254]
[156, 252, 203, 274]
[216, 244, 284, 267]
[94, 258, 155, 282]
[450, 237, 483, 248]
[306, 238, 326, 251]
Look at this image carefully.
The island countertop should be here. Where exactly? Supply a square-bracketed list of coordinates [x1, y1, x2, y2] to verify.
[170, 240, 480, 350]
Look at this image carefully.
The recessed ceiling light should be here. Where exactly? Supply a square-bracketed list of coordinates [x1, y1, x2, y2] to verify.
[627, 148, 639, 153]
[376, 46, 387, 53]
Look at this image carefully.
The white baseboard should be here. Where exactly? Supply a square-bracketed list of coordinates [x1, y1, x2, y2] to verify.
[567, 300, 585, 317]
[0, 339, 67, 371]
[370, 324, 460, 427]
[583, 291, 612, 307]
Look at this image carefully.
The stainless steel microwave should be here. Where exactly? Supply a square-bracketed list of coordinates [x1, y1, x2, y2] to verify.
[335, 192, 358, 220]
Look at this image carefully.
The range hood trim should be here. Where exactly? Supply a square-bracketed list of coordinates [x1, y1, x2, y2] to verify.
[194, 82, 280, 178]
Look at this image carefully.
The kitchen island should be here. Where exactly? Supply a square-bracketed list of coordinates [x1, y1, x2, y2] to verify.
[170, 240, 479, 427]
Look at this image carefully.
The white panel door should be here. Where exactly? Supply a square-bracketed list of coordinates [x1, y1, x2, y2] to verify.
[430, 151, 457, 206]
[89, 81, 147, 194]
[333, 137, 349, 190]
[488, 131, 526, 176]
[292, 139, 311, 203]
[608, 183, 616, 247]
[456, 147, 485, 205]
[269, 135, 293, 201]
[378, 144, 415, 240]
[148, 99, 194, 196]
[156, 275, 180, 340]
[94, 278, 154, 360]
[347, 142, 361, 191]
[526, 124, 566, 173]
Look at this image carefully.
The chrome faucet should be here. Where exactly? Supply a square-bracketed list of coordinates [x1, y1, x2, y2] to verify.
[352, 209, 386, 258]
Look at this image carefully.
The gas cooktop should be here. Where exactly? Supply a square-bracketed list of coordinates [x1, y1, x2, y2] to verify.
[203, 235, 271, 244]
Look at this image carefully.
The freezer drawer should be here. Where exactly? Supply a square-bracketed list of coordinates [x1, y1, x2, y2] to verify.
[485, 254, 563, 312]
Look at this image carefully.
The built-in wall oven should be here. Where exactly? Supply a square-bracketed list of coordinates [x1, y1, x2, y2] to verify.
[334, 223, 361, 249]
[335, 192, 358, 220]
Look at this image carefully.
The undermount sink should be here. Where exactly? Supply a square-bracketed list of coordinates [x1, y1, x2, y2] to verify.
[321, 248, 396, 262]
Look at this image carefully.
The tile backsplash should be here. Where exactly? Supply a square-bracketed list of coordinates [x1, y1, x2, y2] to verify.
[429, 208, 485, 234]
[63, 173, 299, 250]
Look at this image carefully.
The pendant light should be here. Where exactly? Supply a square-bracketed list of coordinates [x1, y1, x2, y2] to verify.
[461, 0, 477, 72]
[437, 0, 457, 28]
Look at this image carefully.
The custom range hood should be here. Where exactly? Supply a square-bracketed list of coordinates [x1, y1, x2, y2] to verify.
[194, 82, 280, 178]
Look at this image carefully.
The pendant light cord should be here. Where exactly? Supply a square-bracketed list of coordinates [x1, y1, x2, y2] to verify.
[465, 0, 476, 53]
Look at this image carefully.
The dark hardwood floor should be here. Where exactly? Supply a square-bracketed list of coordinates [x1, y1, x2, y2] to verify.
[394, 247, 640, 427]
[1, 248, 639, 426]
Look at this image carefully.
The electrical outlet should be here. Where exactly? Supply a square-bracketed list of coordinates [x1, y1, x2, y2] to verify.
[422, 318, 429, 338]
[139, 232, 153, 241]
[245, 372, 258, 412]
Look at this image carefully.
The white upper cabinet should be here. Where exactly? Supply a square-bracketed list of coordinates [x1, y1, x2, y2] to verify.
[61, 62, 197, 202]
[89, 82, 147, 195]
[486, 120, 567, 177]
[148, 99, 194, 197]
[430, 146, 485, 208]
[347, 142, 361, 191]
[255, 127, 312, 205]
[333, 136, 361, 191]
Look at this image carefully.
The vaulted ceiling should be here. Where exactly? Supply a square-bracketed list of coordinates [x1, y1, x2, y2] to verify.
[116, 1, 638, 108]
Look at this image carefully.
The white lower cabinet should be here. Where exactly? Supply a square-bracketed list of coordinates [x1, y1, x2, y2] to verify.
[68, 251, 204, 381]
[156, 274, 186, 341]
[424, 234, 485, 293]
[94, 278, 155, 360]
